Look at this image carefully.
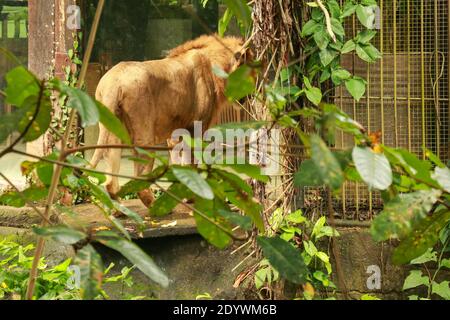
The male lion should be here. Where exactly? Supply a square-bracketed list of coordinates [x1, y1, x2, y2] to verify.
[90, 35, 248, 207]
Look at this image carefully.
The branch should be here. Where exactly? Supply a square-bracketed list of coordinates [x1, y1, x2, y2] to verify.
[316, 0, 337, 43]
[11, 148, 169, 183]
[63, 144, 171, 157]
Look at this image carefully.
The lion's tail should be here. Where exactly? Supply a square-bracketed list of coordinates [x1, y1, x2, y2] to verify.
[90, 83, 122, 169]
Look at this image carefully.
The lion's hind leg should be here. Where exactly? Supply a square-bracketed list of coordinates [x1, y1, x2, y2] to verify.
[133, 154, 156, 208]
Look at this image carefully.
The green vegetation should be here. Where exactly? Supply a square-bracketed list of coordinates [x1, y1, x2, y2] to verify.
[0, 0, 448, 300]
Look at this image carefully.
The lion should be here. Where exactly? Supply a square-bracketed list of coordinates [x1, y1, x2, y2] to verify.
[90, 35, 248, 207]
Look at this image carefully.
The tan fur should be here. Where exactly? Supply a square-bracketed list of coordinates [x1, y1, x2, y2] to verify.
[91, 35, 246, 207]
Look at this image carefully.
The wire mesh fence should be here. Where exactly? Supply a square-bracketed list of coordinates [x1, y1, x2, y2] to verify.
[322, 0, 450, 220]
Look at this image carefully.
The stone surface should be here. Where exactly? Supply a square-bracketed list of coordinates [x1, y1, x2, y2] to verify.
[331, 227, 407, 296]
[63, 199, 198, 238]
[98, 235, 255, 300]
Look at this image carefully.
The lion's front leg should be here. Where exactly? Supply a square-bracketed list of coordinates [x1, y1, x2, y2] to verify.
[104, 148, 122, 198]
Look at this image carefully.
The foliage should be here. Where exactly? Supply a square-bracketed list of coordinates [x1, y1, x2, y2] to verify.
[220, 0, 450, 294]
[0, 238, 78, 300]
[0, 238, 144, 300]
[254, 210, 338, 300]
[402, 227, 450, 300]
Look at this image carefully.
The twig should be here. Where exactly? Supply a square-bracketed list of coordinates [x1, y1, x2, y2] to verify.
[63, 144, 171, 157]
[316, 0, 337, 42]
[232, 249, 256, 272]
[11, 149, 156, 182]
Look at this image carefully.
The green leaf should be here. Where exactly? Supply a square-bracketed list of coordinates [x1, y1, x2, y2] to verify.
[314, 27, 330, 50]
[286, 210, 307, 224]
[0, 108, 27, 143]
[432, 167, 450, 193]
[424, 148, 446, 168]
[403, 270, 429, 291]
[352, 147, 393, 190]
[218, 209, 252, 231]
[331, 68, 352, 85]
[150, 183, 191, 216]
[410, 248, 438, 264]
[356, 29, 377, 44]
[310, 135, 344, 190]
[223, 0, 252, 29]
[341, 40, 356, 54]
[84, 179, 114, 208]
[255, 268, 267, 289]
[341, 1, 357, 18]
[35, 155, 57, 186]
[172, 167, 214, 200]
[117, 180, 151, 198]
[61, 85, 99, 127]
[304, 240, 318, 257]
[361, 0, 378, 5]
[441, 258, 450, 269]
[356, 4, 377, 29]
[301, 20, 319, 37]
[194, 197, 232, 249]
[319, 48, 339, 66]
[326, 0, 341, 19]
[117, 166, 167, 198]
[305, 87, 322, 106]
[0, 186, 48, 207]
[4, 66, 40, 107]
[361, 294, 381, 300]
[218, 8, 233, 37]
[371, 190, 442, 242]
[345, 77, 366, 101]
[385, 147, 439, 188]
[208, 176, 264, 232]
[96, 232, 169, 287]
[330, 18, 345, 36]
[18, 95, 52, 142]
[225, 65, 255, 101]
[432, 281, 450, 300]
[33, 226, 86, 245]
[97, 102, 131, 144]
[312, 216, 339, 240]
[113, 202, 144, 225]
[392, 211, 450, 265]
[257, 236, 308, 284]
[356, 43, 382, 62]
[74, 244, 103, 300]
[294, 159, 323, 188]
[219, 164, 269, 183]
